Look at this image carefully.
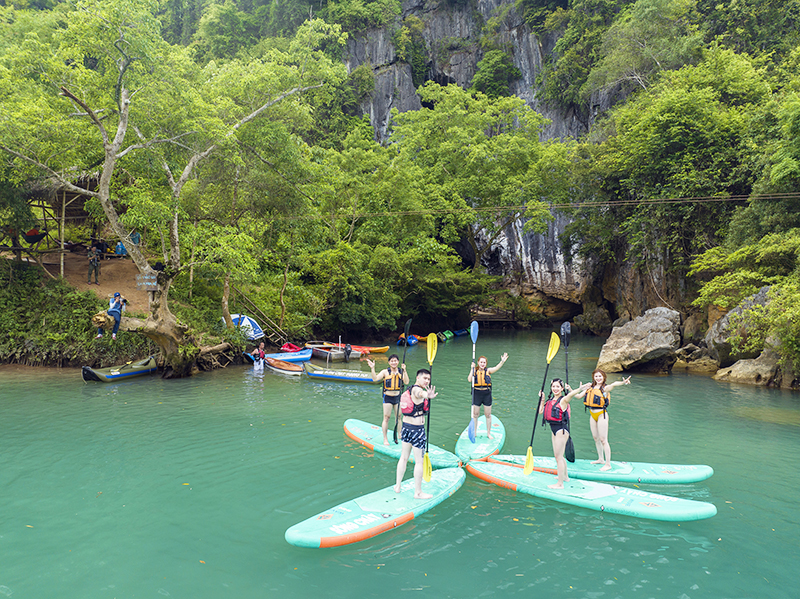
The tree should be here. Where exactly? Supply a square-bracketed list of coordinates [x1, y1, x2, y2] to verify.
[0, 0, 346, 376]
[586, 0, 703, 95]
[389, 82, 555, 271]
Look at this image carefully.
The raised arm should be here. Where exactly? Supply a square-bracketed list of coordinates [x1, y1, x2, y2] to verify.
[563, 382, 591, 405]
[487, 353, 508, 374]
[606, 376, 632, 390]
[367, 358, 386, 382]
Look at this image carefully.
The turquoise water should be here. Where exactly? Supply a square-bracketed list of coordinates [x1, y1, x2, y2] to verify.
[1, 330, 798, 598]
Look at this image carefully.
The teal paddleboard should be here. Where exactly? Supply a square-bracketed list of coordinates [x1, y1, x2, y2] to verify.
[344, 419, 461, 469]
[466, 461, 716, 522]
[487, 454, 714, 484]
[285, 468, 466, 548]
[455, 415, 505, 462]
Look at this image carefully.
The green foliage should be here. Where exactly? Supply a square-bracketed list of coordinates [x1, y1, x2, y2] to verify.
[470, 49, 522, 99]
[696, 0, 800, 59]
[585, 0, 703, 96]
[569, 47, 767, 271]
[302, 241, 401, 333]
[393, 15, 428, 88]
[726, 282, 800, 375]
[0, 262, 153, 366]
[534, 0, 621, 108]
[326, 0, 401, 32]
[691, 229, 800, 309]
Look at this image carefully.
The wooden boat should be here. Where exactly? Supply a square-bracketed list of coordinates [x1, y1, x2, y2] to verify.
[303, 362, 377, 383]
[265, 357, 303, 376]
[82, 356, 157, 383]
[325, 342, 389, 354]
[243, 349, 312, 363]
[305, 341, 362, 362]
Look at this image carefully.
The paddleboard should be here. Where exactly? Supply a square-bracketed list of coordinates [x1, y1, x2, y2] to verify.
[344, 419, 461, 469]
[285, 467, 466, 548]
[466, 461, 716, 522]
[455, 415, 505, 462]
[486, 454, 714, 484]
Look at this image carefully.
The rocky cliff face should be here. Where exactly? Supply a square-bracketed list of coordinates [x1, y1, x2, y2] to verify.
[346, 0, 594, 143]
[344, 0, 675, 328]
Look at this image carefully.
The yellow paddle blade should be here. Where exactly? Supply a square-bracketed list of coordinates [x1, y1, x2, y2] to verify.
[426, 333, 438, 365]
[546, 332, 561, 364]
[522, 446, 534, 476]
[423, 452, 432, 482]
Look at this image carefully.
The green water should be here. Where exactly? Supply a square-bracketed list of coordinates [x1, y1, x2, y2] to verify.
[1, 331, 797, 598]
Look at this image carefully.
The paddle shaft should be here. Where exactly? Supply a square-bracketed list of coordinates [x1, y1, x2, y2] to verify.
[528, 362, 551, 447]
[395, 319, 412, 444]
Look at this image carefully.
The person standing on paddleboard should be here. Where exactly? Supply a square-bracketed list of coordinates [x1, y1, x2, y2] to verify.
[367, 354, 409, 446]
[395, 369, 437, 499]
[575, 369, 631, 471]
[467, 353, 508, 439]
[539, 379, 590, 488]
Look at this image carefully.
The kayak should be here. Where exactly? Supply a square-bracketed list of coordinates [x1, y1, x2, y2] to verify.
[453, 329, 468, 336]
[454, 415, 505, 462]
[466, 461, 717, 522]
[280, 342, 304, 352]
[397, 334, 418, 346]
[442, 330, 454, 339]
[343, 419, 461, 469]
[285, 468, 466, 548]
[303, 363, 377, 383]
[243, 348, 312, 363]
[81, 356, 158, 383]
[486, 454, 714, 484]
[436, 332, 447, 343]
[265, 357, 303, 376]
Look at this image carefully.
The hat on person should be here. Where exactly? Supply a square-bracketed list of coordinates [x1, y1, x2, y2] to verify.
[114, 292, 121, 297]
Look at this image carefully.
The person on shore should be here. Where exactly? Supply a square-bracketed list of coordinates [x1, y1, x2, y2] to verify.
[96, 292, 125, 340]
[575, 369, 631, 471]
[87, 245, 101, 284]
[130, 229, 141, 246]
[367, 354, 409, 445]
[539, 379, 590, 489]
[395, 368, 437, 499]
[467, 353, 508, 439]
[115, 240, 127, 257]
[251, 341, 265, 360]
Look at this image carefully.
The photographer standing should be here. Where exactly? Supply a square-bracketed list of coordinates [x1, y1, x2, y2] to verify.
[87, 245, 101, 284]
[96, 292, 126, 340]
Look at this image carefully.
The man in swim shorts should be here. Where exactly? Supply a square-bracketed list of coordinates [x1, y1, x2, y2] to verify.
[367, 354, 409, 445]
[395, 369, 437, 499]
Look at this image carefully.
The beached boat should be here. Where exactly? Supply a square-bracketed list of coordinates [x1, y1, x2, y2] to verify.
[305, 341, 363, 362]
[325, 342, 389, 354]
[453, 328, 468, 336]
[82, 356, 158, 383]
[265, 357, 303, 376]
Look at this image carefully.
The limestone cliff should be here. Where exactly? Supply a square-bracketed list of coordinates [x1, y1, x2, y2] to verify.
[344, 0, 676, 329]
